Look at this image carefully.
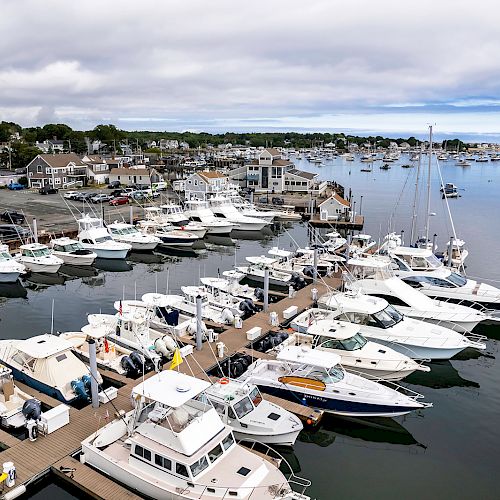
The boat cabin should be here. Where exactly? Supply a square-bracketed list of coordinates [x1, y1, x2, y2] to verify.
[20, 243, 51, 258]
[51, 238, 86, 253]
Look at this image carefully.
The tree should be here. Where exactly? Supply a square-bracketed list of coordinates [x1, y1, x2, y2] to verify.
[0, 142, 41, 170]
[91, 124, 125, 143]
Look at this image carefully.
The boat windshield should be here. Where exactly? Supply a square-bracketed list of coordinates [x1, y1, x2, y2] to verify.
[372, 305, 403, 328]
[424, 253, 442, 269]
[0, 252, 12, 260]
[232, 396, 254, 419]
[249, 386, 262, 407]
[24, 247, 50, 257]
[95, 236, 112, 243]
[62, 243, 82, 252]
[309, 366, 344, 383]
[447, 272, 467, 287]
[339, 333, 367, 351]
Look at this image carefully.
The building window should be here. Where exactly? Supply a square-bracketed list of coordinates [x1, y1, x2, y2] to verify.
[46, 167, 51, 174]
[49, 178, 53, 185]
[63, 177, 67, 183]
[37, 165, 42, 173]
[29, 172, 33, 177]
[54, 178, 61, 185]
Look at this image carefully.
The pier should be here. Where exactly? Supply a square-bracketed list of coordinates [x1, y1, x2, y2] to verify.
[0, 276, 339, 499]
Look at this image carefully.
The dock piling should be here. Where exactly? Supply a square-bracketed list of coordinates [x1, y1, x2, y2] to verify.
[32, 218, 38, 243]
[196, 295, 203, 351]
[263, 268, 270, 312]
[88, 339, 99, 409]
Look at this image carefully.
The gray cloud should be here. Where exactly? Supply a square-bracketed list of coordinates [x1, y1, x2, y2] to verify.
[1, 0, 500, 134]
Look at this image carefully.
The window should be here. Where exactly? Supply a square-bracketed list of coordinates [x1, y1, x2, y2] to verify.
[63, 177, 67, 183]
[176, 463, 189, 477]
[249, 387, 262, 407]
[56, 354, 67, 362]
[447, 272, 467, 287]
[135, 445, 151, 461]
[37, 165, 42, 173]
[190, 456, 209, 477]
[209, 399, 226, 415]
[237, 467, 251, 477]
[208, 444, 223, 463]
[233, 397, 253, 419]
[155, 454, 172, 470]
[46, 167, 51, 174]
[222, 433, 234, 450]
[54, 178, 61, 185]
[49, 178, 53, 184]
[228, 406, 237, 420]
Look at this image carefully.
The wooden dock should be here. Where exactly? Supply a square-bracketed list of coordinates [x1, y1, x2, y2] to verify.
[0, 276, 340, 499]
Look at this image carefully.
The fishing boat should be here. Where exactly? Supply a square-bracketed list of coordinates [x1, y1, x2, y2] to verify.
[209, 195, 269, 231]
[157, 205, 208, 238]
[137, 220, 201, 249]
[323, 231, 347, 251]
[107, 222, 160, 251]
[16, 243, 64, 274]
[184, 199, 237, 235]
[238, 346, 430, 417]
[49, 237, 97, 266]
[81, 370, 311, 499]
[442, 238, 469, 268]
[0, 334, 101, 404]
[0, 244, 25, 283]
[440, 183, 459, 198]
[205, 378, 303, 446]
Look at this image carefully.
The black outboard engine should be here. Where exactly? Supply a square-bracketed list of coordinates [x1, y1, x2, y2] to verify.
[291, 272, 306, 290]
[22, 399, 42, 442]
[71, 378, 90, 401]
[303, 266, 315, 278]
[254, 287, 264, 301]
[121, 355, 137, 375]
[130, 351, 145, 372]
[239, 300, 253, 319]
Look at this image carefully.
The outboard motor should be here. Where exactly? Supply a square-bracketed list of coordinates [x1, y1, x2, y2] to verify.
[239, 300, 253, 319]
[22, 399, 41, 441]
[244, 298, 258, 313]
[71, 378, 89, 401]
[291, 273, 306, 290]
[254, 287, 264, 301]
[121, 355, 138, 376]
[82, 374, 92, 394]
[154, 335, 176, 358]
[130, 351, 146, 372]
[303, 266, 315, 278]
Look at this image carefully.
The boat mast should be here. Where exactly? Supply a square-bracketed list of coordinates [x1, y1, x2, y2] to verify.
[424, 125, 433, 242]
[410, 144, 423, 243]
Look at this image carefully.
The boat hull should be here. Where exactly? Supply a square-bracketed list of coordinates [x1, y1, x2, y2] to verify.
[0, 272, 22, 283]
[87, 247, 129, 260]
[22, 261, 61, 274]
[233, 428, 301, 447]
[53, 252, 96, 266]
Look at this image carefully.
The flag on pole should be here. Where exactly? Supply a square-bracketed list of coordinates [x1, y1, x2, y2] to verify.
[119, 300, 123, 316]
[170, 348, 183, 370]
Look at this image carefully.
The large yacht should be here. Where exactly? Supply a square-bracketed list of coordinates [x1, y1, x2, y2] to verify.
[81, 371, 310, 499]
[107, 222, 160, 251]
[209, 195, 269, 231]
[184, 199, 237, 235]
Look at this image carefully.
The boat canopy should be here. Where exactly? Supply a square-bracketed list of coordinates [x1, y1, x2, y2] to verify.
[277, 345, 341, 369]
[16, 334, 73, 359]
[268, 248, 293, 258]
[307, 320, 361, 340]
[142, 293, 183, 308]
[246, 256, 276, 266]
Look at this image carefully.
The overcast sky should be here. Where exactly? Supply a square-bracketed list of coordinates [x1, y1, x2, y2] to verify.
[1, 0, 500, 138]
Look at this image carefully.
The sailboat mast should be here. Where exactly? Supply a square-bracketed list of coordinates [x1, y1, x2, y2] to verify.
[410, 144, 423, 243]
[424, 125, 433, 242]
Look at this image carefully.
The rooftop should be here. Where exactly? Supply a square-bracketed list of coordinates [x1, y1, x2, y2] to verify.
[38, 153, 86, 168]
[287, 169, 317, 180]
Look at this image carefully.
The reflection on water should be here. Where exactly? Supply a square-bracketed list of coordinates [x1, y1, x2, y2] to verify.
[205, 235, 236, 247]
[127, 251, 166, 265]
[59, 264, 99, 279]
[0, 281, 27, 299]
[23, 272, 66, 289]
[405, 360, 480, 389]
[93, 258, 133, 273]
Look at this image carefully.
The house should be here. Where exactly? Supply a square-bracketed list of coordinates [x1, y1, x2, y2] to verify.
[318, 192, 351, 221]
[108, 167, 159, 186]
[35, 140, 65, 153]
[184, 171, 228, 197]
[27, 153, 88, 188]
[81, 155, 110, 184]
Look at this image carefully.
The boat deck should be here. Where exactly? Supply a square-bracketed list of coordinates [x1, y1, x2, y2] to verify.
[0, 277, 340, 499]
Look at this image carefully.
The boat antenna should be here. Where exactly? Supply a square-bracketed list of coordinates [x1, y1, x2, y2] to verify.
[410, 144, 423, 243]
[424, 125, 433, 242]
[50, 298, 55, 334]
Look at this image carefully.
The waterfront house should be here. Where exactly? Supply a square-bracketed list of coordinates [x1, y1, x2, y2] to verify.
[108, 167, 159, 186]
[318, 192, 351, 221]
[81, 155, 110, 184]
[27, 153, 87, 189]
[184, 170, 228, 197]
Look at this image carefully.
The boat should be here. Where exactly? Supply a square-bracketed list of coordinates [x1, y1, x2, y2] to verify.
[184, 199, 237, 235]
[137, 220, 201, 249]
[16, 243, 64, 274]
[201, 275, 263, 302]
[350, 234, 377, 255]
[179, 287, 237, 325]
[315, 291, 483, 359]
[227, 194, 278, 223]
[209, 195, 269, 231]
[107, 222, 160, 251]
[0, 334, 101, 404]
[323, 231, 347, 251]
[158, 204, 208, 238]
[0, 244, 25, 283]
[49, 237, 97, 266]
[238, 345, 430, 417]
[81, 370, 311, 499]
[440, 183, 460, 198]
[77, 216, 131, 259]
[442, 238, 468, 268]
[271, 318, 429, 381]
[380, 164, 391, 170]
[455, 159, 471, 167]
[205, 378, 303, 446]
[267, 248, 332, 278]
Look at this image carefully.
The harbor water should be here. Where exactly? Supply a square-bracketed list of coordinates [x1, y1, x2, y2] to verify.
[0, 153, 499, 499]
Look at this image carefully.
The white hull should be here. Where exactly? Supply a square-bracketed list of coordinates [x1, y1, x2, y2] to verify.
[205, 224, 234, 235]
[366, 337, 465, 360]
[232, 221, 268, 231]
[52, 252, 96, 266]
[0, 272, 22, 283]
[22, 261, 61, 274]
[233, 429, 301, 447]
[87, 247, 129, 259]
[128, 241, 158, 251]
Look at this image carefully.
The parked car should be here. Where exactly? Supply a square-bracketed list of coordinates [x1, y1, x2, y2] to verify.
[110, 189, 125, 198]
[109, 196, 130, 206]
[7, 183, 24, 191]
[0, 211, 25, 224]
[107, 181, 121, 189]
[39, 186, 59, 195]
[0, 224, 31, 241]
[272, 197, 284, 205]
[90, 193, 112, 204]
[74, 192, 93, 201]
[63, 191, 79, 200]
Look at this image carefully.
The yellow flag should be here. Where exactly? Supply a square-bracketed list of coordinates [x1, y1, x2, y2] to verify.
[170, 348, 183, 370]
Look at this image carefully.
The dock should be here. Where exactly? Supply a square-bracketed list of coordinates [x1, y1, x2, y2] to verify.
[0, 276, 340, 499]
[307, 214, 364, 229]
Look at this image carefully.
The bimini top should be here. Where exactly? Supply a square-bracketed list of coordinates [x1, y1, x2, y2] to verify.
[142, 293, 183, 308]
[391, 246, 434, 257]
[16, 334, 73, 359]
[132, 370, 211, 408]
[246, 256, 277, 266]
[268, 247, 293, 258]
[347, 256, 391, 268]
[81, 324, 110, 339]
[277, 345, 341, 369]
[307, 319, 361, 340]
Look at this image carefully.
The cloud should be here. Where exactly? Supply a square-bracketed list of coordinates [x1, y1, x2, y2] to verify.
[1, 0, 500, 136]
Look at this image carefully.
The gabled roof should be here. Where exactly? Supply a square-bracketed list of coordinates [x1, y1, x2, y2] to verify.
[320, 192, 350, 208]
[261, 148, 281, 157]
[197, 171, 227, 181]
[109, 167, 150, 176]
[273, 159, 293, 166]
[286, 169, 317, 180]
[38, 153, 86, 168]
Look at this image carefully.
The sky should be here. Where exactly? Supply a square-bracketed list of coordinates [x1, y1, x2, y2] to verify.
[1, 0, 500, 139]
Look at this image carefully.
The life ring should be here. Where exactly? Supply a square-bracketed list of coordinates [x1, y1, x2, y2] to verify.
[219, 377, 229, 385]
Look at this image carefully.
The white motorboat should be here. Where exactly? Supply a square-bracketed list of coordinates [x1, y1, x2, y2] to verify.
[205, 378, 303, 446]
[349, 234, 377, 254]
[227, 194, 278, 223]
[137, 220, 200, 249]
[316, 292, 485, 359]
[238, 346, 430, 418]
[0, 334, 101, 404]
[201, 275, 263, 302]
[107, 222, 160, 251]
[178, 287, 237, 325]
[279, 318, 429, 381]
[184, 199, 237, 235]
[442, 238, 469, 268]
[267, 247, 333, 278]
[236, 256, 305, 289]
[209, 195, 269, 231]
[323, 231, 347, 251]
[158, 204, 208, 238]
[17, 243, 63, 274]
[345, 256, 489, 331]
[81, 370, 310, 500]
[456, 159, 471, 167]
[440, 183, 460, 198]
[49, 237, 97, 266]
[77, 216, 131, 259]
[0, 244, 25, 282]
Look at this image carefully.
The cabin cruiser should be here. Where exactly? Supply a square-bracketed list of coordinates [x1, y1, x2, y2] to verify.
[107, 222, 160, 251]
[440, 183, 459, 198]
[158, 204, 207, 238]
[16, 243, 64, 274]
[323, 231, 347, 251]
[137, 220, 200, 249]
[81, 371, 310, 500]
[316, 292, 485, 359]
[345, 256, 491, 331]
[236, 256, 306, 289]
[49, 237, 97, 266]
[179, 287, 237, 325]
[77, 216, 131, 259]
[0, 365, 37, 428]
[238, 346, 430, 418]
[226, 194, 278, 223]
[456, 159, 471, 167]
[0, 334, 101, 404]
[184, 199, 237, 235]
[349, 234, 377, 255]
[209, 195, 269, 231]
[268, 248, 333, 277]
[0, 244, 25, 282]
[205, 378, 303, 446]
[272, 319, 429, 381]
[200, 275, 264, 302]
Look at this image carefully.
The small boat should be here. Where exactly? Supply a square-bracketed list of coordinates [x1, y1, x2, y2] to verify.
[440, 183, 459, 198]
[323, 231, 347, 251]
[184, 199, 237, 235]
[443, 238, 469, 268]
[137, 220, 200, 249]
[81, 370, 311, 499]
[50, 237, 97, 266]
[77, 216, 131, 259]
[107, 222, 160, 251]
[401, 164, 413, 168]
[239, 345, 431, 417]
[0, 334, 101, 404]
[201, 275, 263, 302]
[157, 204, 208, 238]
[0, 244, 25, 283]
[380, 164, 391, 170]
[205, 378, 303, 446]
[455, 159, 471, 167]
[17, 243, 63, 274]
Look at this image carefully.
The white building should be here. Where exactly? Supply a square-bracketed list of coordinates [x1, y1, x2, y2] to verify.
[318, 192, 351, 221]
[108, 167, 159, 186]
[35, 140, 65, 153]
[184, 171, 228, 197]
